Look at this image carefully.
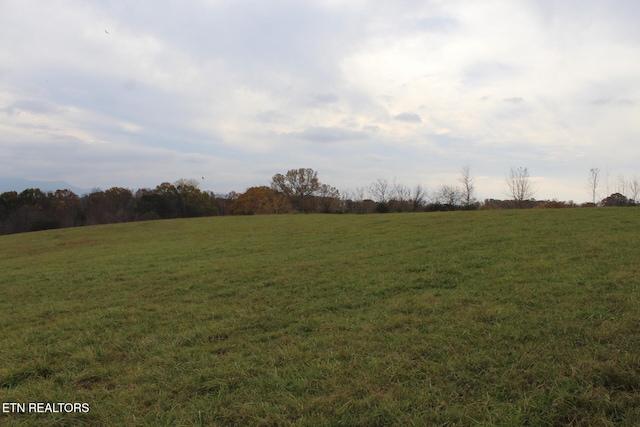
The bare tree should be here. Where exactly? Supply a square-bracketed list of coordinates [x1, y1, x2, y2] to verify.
[339, 189, 353, 213]
[436, 184, 463, 209]
[317, 184, 340, 213]
[353, 186, 366, 203]
[459, 165, 476, 207]
[505, 166, 536, 208]
[628, 176, 640, 203]
[410, 184, 427, 211]
[586, 167, 600, 205]
[603, 168, 612, 198]
[391, 179, 411, 212]
[351, 186, 368, 214]
[615, 175, 628, 198]
[391, 180, 410, 202]
[369, 178, 390, 204]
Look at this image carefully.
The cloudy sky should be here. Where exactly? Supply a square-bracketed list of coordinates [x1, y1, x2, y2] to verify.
[2, 0, 640, 202]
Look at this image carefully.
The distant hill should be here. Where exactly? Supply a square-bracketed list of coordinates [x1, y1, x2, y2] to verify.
[0, 177, 91, 195]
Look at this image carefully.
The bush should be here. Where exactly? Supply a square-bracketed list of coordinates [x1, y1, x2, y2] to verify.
[137, 211, 160, 221]
[375, 202, 390, 213]
[31, 219, 60, 231]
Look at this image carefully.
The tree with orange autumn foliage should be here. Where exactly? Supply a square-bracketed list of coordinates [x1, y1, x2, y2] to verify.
[229, 186, 291, 215]
[271, 168, 321, 213]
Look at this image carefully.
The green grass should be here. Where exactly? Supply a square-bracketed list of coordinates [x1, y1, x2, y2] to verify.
[1, 208, 640, 426]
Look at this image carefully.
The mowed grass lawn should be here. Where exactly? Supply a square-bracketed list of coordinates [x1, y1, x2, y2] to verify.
[1, 208, 640, 426]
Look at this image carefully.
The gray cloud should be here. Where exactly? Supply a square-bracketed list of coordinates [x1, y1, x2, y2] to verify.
[254, 110, 293, 124]
[3, 100, 63, 115]
[394, 112, 422, 123]
[463, 62, 521, 87]
[285, 126, 369, 143]
[311, 93, 340, 104]
[410, 16, 458, 33]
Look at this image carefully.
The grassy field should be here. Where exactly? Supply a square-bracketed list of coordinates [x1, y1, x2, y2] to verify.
[1, 208, 639, 426]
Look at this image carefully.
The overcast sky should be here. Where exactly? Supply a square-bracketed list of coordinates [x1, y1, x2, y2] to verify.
[2, 0, 640, 202]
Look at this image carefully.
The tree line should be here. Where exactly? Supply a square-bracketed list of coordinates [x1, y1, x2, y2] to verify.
[0, 179, 221, 235]
[1, 167, 637, 235]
